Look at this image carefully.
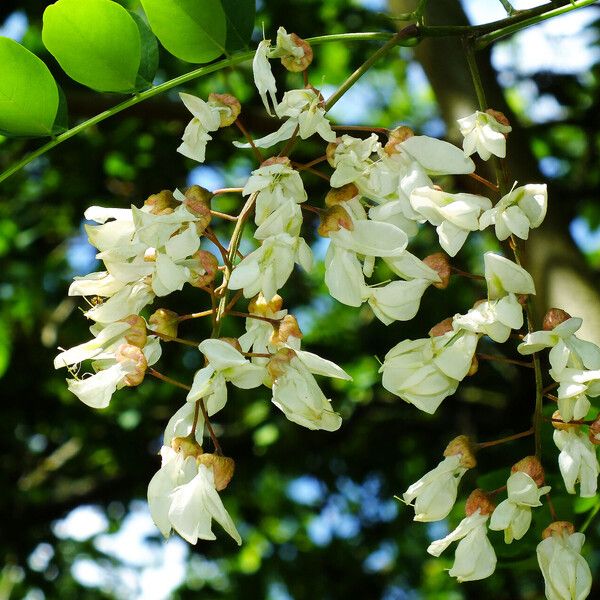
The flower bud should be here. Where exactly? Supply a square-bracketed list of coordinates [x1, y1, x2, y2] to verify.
[121, 314, 147, 348]
[511, 455, 545, 486]
[517, 294, 529, 306]
[543, 308, 571, 331]
[465, 489, 495, 516]
[197, 453, 235, 491]
[588, 415, 600, 445]
[144, 190, 177, 215]
[261, 156, 290, 168]
[429, 317, 453, 337]
[189, 250, 219, 288]
[171, 434, 203, 459]
[384, 125, 414, 155]
[318, 205, 354, 237]
[325, 183, 359, 206]
[271, 314, 303, 346]
[208, 93, 241, 127]
[267, 347, 296, 380]
[280, 33, 313, 72]
[444, 435, 477, 469]
[148, 308, 179, 338]
[423, 252, 451, 289]
[249, 293, 283, 316]
[144, 248, 156, 262]
[219, 337, 243, 353]
[542, 521, 575, 540]
[326, 138, 342, 167]
[485, 108, 511, 130]
[467, 355, 479, 376]
[551, 410, 575, 430]
[183, 185, 212, 233]
[116, 343, 148, 387]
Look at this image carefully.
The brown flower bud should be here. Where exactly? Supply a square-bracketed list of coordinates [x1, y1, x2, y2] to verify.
[219, 337, 243, 353]
[318, 205, 354, 237]
[517, 294, 529, 306]
[189, 250, 219, 288]
[423, 252, 451, 289]
[281, 34, 313, 72]
[149, 308, 179, 339]
[325, 183, 359, 206]
[261, 156, 290, 168]
[589, 415, 600, 445]
[197, 454, 235, 491]
[144, 190, 177, 215]
[271, 314, 303, 346]
[543, 308, 571, 331]
[121, 314, 147, 348]
[326, 138, 342, 167]
[171, 434, 203, 459]
[542, 521, 575, 540]
[249, 293, 283, 316]
[511, 455, 545, 486]
[551, 409, 576, 430]
[267, 347, 296, 380]
[429, 317, 453, 337]
[444, 435, 477, 469]
[485, 108, 511, 129]
[183, 185, 212, 233]
[384, 125, 414, 155]
[208, 93, 241, 127]
[467, 355, 479, 376]
[116, 343, 148, 387]
[465, 489, 495, 517]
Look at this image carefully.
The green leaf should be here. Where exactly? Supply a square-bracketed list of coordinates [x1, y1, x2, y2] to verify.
[0, 36, 59, 137]
[222, 0, 255, 52]
[140, 0, 226, 63]
[129, 12, 159, 91]
[42, 0, 142, 93]
[0, 317, 10, 379]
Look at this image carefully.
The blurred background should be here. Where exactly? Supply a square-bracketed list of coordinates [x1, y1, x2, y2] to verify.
[1, 0, 600, 598]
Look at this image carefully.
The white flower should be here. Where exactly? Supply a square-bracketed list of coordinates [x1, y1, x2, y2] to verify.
[382, 250, 441, 283]
[253, 39, 278, 116]
[410, 187, 492, 256]
[489, 472, 550, 543]
[362, 278, 431, 325]
[553, 427, 599, 497]
[177, 93, 223, 162]
[537, 527, 592, 600]
[483, 252, 535, 300]
[148, 447, 241, 545]
[228, 233, 312, 300]
[452, 293, 524, 343]
[427, 511, 497, 582]
[268, 348, 351, 431]
[457, 111, 512, 160]
[479, 184, 547, 241]
[379, 330, 479, 414]
[403, 455, 468, 522]
[82, 281, 155, 323]
[398, 135, 476, 176]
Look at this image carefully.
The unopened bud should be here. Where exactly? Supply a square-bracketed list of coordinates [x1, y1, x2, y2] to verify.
[429, 317, 453, 337]
[281, 33, 313, 72]
[197, 453, 235, 491]
[485, 108, 511, 129]
[189, 250, 219, 288]
[261, 156, 290, 168]
[543, 308, 571, 331]
[326, 138, 342, 167]
[144, 190, 177, 215]
[325, 183, 359, 206]
[271, 314, 302, 346]
[149, 308, 179, 338]
[116, 344, 148, 387]
[517, 294, 529, 306]
[542, 521, 575, 539]
[121, 314, 147, 348]
[551, 410, 575, 430]
[219, 337, 243, 353]
[249, 293, 283, 316]
[171, 434, 203, 459]
[512, 455, 545, 486]
[267, 347, 296, 380]
[465, 489, 495, 516]
[208, 93, 241, 127]
[318, 205, 354, 237]
[444, 435, 477, 469]
[183, 185, 212, 233]
[423, 252, 451, 289]
[589, 415, 600, 445]
[467, 355, 479, 376]
[384, 125, 414, 155]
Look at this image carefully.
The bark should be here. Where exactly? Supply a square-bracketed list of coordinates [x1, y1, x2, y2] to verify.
[389, 0, 600, 342]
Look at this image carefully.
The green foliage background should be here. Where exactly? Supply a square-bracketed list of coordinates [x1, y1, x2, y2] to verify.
[1, 1, 600, 598]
